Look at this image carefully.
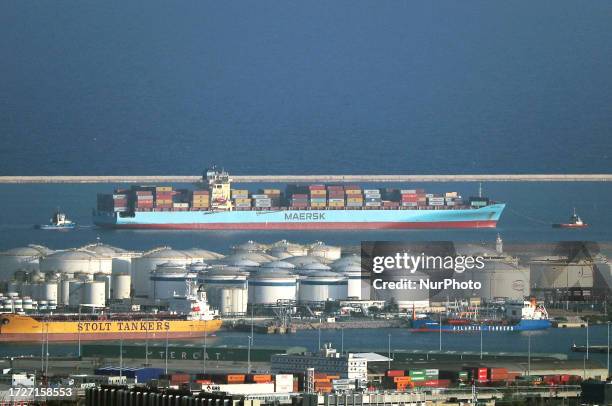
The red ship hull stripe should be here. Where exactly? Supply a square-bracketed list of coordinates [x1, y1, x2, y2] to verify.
[0, 331, 208, 342]
[99, 220, 497, 230]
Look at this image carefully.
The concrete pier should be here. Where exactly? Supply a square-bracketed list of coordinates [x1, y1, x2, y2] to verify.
[1, 174, 611, 184]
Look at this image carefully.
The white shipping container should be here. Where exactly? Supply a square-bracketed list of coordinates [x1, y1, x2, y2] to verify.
[173, 203, 189, 208]
[202, 383, 275, 395]
[275, 374, 294, 393]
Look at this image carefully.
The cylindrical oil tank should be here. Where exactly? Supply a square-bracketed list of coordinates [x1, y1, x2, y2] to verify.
[79, 242, 140, 275]
[248, 269, 297, 305]
[201, 268, 248, 316]
[59, 279, 72, 305]
[37, 281, 59, 302]
[19, 282, 34, 298]
[131, 248, 193, 297]
[298, 271, 348, 303]
[182, 248, 224, 262]
[219, 288, 248, 316]
[336, 265, 368, 300]
[111, 274, 131, 299]
[269, 240, 309, 258]
[330, 255, 361, 270]
[308, 242, 342, 261]
[68, 280, 84, 306]
[284, 255, 326, 267]
[456, 260, 530, 300]
[232, 240, 265, 253]
[40, 250, 110, 277]
[82, 281, 106, 307]
[0, 245, 51, 280]
[94, 272, 112, 299]
[149, 262, 198, 301]
[529, 256, 594, 290]
[23, 297, 33, 310]
[261, 261, 296, 270]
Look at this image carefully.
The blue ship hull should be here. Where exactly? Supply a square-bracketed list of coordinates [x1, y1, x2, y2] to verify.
[93, 204, 505, 230]
[410, 318, 552, 332]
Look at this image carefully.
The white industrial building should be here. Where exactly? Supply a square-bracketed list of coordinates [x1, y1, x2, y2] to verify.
[271, 344, 368, 380]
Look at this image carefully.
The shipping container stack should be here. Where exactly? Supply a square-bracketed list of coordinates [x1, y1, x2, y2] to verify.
[154, 186, 173, 210]
[191, 190, 210, 210]
[252, 194, 271, 209]
[400, 189, 425, 208]
[309, 185, 327, 208]
[344, 185, 363, 208]
[232, 189, 251, 211]
[112, 191, 129, 213]
[263, 189, 282, 208]
[327, 185, 345, 208]
[382, 370, 412, 391]
[312, 372, 340, 393]
[290, 193, 309, 209]
[364, 189, 381, 208]
[134, 189, 154, 211]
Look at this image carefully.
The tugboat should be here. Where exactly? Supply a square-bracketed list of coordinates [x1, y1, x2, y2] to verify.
[35, 210, 76, 230]
[552, 208, 588, 229]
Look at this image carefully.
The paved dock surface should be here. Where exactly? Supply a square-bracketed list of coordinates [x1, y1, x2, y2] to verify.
[1, 174, 612, 183]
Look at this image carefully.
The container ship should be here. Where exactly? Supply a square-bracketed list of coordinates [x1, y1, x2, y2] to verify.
[93, 167, 505, 230]
[0, 290, 222, 342]
[410, 300, 551, 332]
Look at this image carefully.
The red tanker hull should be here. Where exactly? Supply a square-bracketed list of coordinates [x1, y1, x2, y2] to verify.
[102, 220, 498, 230]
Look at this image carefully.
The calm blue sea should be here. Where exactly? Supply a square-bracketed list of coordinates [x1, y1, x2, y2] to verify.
[0, 182, 610, 252]
[1, 0, 611, 175]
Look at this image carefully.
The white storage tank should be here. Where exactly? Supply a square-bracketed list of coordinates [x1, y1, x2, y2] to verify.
[111, 273, 131, 300]
[94, 272, 112, 299]
[79, 242, 141, 275]
[59, 279, 73, 305]
[183, 248, 225, 262]
[68, 280, 84, 306]
[308, 242, 342, 261]
[284, 255, 327, 267]
[36, 281, 59, 302]
[201, 268, 248, 316]
[40, 250, 110, 277]
[220, 287, 248, 316]
[0, 245, 52, 280]
[330, 255, 361, 270]
[298, 271, 348, 303]
[232, 240, 265, 253]
[269, 240, 309, 258]
[248, 269, 297, 305]
[261, 260, 296, 270]
[131, 248, 193, 297]
[149, 262, 198, 301]
[336, 264, 368, 300]
[82, 281, 106, 307]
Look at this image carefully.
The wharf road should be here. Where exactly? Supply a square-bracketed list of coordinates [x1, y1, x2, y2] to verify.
[1, 174, 612, 184]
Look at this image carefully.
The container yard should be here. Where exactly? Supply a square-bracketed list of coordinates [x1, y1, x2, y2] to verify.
[93, 167, 505, 230]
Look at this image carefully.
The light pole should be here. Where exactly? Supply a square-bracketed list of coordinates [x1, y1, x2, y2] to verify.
[607, 321, 610, 377]
[586, 320, 590, 360]
[77, 305, 82, 358]
[527, 333, 531, 376]
[387, 334, 391, 370]
[341, 328, 344, 354]
[119, 338, 124, 380]
[318, 318, 322, 350]
[480, 327, 483, 360]
[165, 329, 169, 374]
[247, 335, 252, 373]
[439, 313, 442, 352]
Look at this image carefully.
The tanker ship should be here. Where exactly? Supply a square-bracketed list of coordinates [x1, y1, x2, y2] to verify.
[0, 290, 222, 342]
[410, 300, 551, 333]
[93, 167, 505, 230]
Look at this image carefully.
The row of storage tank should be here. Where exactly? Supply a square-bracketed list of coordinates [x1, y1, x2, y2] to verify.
[1, 240, 610, 315]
